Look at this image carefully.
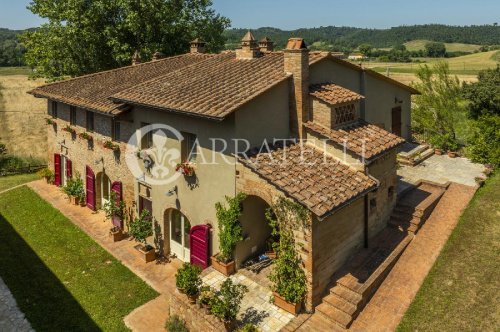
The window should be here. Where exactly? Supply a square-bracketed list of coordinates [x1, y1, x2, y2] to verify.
[333, 103, 356, 126]
[181, 132, 198, 162]
[112, 120, 121, 141]
[86, 111, 94, 131]
[70, 106, 77, 125]
[51, 101, 58, 118]
[141, 122, 153, 149]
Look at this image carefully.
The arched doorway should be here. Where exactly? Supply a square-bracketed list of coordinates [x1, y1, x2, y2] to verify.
[95, 172, 111, 209]
[168, 209, 191, 262]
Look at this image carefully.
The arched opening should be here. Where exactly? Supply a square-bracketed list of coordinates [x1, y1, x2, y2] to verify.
[165, 208, 191, 262]
[95, 172, 111, 209]
[234, 195, 273, 268]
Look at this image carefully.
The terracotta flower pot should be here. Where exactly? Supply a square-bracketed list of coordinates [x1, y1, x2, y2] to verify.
[109, 227, 125, 242]
[273, 292, 301, 316]
[187, 293, 198, 304]
[434, 148, 443, 155]
[447, 151, 457, 158]
[69, 196, 80, 205]
[210, 255, 235, 276]
[223, 319, 236, 332]
[134, 244, 156, 263]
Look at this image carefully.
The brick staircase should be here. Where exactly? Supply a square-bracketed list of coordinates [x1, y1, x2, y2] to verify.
[314, 228, 413, 329]
[389, 181, 447, 234]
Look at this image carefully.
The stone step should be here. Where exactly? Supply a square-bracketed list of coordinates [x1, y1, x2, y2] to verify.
[323, 293, 358, 316]
[398, 144, 429, 159]
[330, 285, 362, 305]
[394, 205, 424, 217]
[316, 302, 353, 329]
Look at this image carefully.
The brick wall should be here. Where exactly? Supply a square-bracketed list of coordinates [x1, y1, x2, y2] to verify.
[284, 49, 309, 138]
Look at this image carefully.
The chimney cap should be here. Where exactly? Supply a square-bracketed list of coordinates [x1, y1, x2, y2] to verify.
[152, 51, 165, 61]
[259, 36, 272, 43]
[286, 38, 307, 50]
[132, 50, 142, 65]
[241, 31, 256, 42]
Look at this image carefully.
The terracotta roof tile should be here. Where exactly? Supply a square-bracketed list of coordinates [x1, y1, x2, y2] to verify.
[110, 52, 291, 119]
[238, 143, 376, 217]
[310, 83, 364, 106]
[29, 53, 213, 115]
[304, 120, 405, 160]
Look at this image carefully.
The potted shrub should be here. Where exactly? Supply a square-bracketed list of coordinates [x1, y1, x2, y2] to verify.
[128, 209, 155, 262]
[197, 286, 215, 314]
[37, 167, 54, 184]
[430, 135, 446, 155]
[210, 278, 248, 331]
[447, 140, 459, 158]
[175, 263, 202, 303]
[103, 192, 127, 241]
[211, 193, 246, 276]
[175, 161, 196, 177]
[62, 174, 85, 205]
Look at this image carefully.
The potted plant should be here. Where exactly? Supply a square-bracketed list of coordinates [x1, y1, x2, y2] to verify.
[211, 193, 246, 276]
[103, 140, 120, 151]
[62, 174, 85, 205]
[447, 140, 459, 158]
[175, 263, 202, 303]
[175, 161, 196, 177]
[128, 209, 155, 262]
[197, 286, 215, 314]
[37, 167, 54, 184]
[210, 278, 248, 331]
[103, 192, 127, 241]
[78, 132, 93, 141]
[430, 135, 445, 155]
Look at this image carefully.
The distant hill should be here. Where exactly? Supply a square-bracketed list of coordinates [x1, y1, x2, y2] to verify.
[223, 24, 500, 51]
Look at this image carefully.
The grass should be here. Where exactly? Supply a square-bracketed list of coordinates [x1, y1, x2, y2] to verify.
[403, 40, 482, 53]
[0, 67, 34, 76]
[398, 172, 500, 331]
[0, 173, 39, 192]
[0, 186, 158, 331]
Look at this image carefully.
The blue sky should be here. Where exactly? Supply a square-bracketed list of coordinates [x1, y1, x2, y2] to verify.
[1, 0, 499, 30]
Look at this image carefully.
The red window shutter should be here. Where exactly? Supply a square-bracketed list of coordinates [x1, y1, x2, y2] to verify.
[54, 154, 61, 186]
[190, 224, 211, 269]
[111, 181, 123, 229]
[85, 166, 96, 210]
[66, 159, 72, 178]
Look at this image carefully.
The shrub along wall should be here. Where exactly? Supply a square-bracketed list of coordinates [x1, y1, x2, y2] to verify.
[169, 290, 225, 331]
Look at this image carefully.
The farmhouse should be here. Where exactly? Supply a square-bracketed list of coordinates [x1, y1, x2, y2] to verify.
[29, 32, 418, 312]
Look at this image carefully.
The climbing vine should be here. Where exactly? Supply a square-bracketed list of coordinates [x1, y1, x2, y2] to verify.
[215, 193, 247, 263]
[267, 196, 309, 304]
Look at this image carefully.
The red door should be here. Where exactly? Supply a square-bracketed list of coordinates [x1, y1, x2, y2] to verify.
[54, 154, 61, 186]
[392, 106, 402, 137]
[111, 181, 123, 229]
[190, 224, 211, 269]
[85, 166, 96, 210]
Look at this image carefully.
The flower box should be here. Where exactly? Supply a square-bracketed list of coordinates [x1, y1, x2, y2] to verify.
[103, 141, 120, 151]
[109, 227, 125, 242]
[46, 118, 56, 125]
[62, 125, 76, 134]
[134, 244, 155, 263]
[210, 254, 235, 276]
[175, 161, 195, 177]
[78, 132, 93, 141]
[273, 292, 301, 316]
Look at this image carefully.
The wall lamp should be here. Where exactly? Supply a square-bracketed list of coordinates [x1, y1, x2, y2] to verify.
[166, 185, 178, 197]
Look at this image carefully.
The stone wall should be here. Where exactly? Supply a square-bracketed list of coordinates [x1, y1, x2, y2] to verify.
[169, 290, 225, 331]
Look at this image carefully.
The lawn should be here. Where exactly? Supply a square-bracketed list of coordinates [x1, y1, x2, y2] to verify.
[0, 173, 39, 192]
[0, 186, 158, 331]
[398, 172, 500, 331]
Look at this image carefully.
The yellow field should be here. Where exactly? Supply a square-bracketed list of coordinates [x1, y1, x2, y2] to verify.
[403, 40, 482, 53]
[0, 75, 47, 159]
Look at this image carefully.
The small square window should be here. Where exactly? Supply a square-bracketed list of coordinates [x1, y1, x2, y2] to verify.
[141, 122, 153, 149]
[181, 132, 198, 162]
[70, 106, 77, 126]
[86, 111, 94, 132]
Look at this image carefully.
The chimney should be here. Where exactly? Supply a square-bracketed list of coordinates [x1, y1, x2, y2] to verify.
[236, 31, 260, 59]
[284, 38, 309, 138]
[132, 50, 141, 66]
[190, 38, 206, 54]
[259, 37, 274, 52]
[152, 51, 165, 61]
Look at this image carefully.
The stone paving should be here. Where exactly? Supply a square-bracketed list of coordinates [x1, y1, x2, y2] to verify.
[0, 277, 33, 332]
[398, 154, 486, 187]
[203, 268, 295, 331]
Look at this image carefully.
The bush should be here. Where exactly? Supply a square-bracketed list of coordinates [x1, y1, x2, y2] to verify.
[466, 115, 500, 167]
[127, 209, 152, 246]
[210, 278, 247, 322]
[62, 173, 85, 202]
[240, 323, 258, 332]
[175, 263, 202, 296]
[215, 193, 246, 263]
[165, 315, 188, 332]
[37, 167, 54, 183]
[196, 286, 215, 306]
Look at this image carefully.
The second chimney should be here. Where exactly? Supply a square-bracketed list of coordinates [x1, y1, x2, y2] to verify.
[190, 38, 206, 53]
[284, 38, 309, 139]
[259, 37, 274, 52]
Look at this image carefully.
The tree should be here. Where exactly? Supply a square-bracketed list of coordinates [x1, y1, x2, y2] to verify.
[411, 62, 466, 148]
[466, 115, 500, 166]
[424, 42, 446, 57]
[462, 66, 500, 119]
[358, 43, 372, 56]
[21, 0, 230, 80]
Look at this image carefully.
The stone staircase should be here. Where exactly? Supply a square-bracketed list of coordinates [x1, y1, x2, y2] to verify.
[389, 181, 447, 234]
[397, 144, 434, 166]
[315, 228, 413, 329]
